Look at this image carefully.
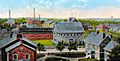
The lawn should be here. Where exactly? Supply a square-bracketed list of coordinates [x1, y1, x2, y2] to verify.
[32, 40, 54, 46]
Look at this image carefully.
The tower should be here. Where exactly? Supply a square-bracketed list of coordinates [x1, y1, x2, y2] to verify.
[33, 8, 35, 20]
[9, 10, 11, 19]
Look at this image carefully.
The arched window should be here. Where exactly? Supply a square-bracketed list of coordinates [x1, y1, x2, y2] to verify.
[26, 53, 30, 60]
[13, 54, 18, 60]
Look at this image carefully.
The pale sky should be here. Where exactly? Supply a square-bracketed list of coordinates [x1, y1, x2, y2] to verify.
[0, 0, 120, 18]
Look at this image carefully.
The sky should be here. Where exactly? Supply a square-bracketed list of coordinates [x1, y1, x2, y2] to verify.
[0, 0, 120, 18]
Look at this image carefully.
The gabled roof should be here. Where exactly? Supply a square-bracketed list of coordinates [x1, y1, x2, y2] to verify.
[19, 28, 53, 32]
[0, 34, 37, 49]
[109, 24, 120, 27]
[104, 40, 119, 51]
[54, 22, 84, 33]
[85, 32, 104, 46]
[0, 34, 17, 48]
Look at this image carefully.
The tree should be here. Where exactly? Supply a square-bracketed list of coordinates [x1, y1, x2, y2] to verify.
[0, 19, 7, 30]
[68, 41, 78, 51]
[37, 43, 45, 52]
[21, 17, 27, 24]
[56, 41, 65, 51]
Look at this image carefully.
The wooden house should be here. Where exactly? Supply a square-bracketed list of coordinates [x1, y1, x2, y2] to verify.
[53, 17, 84, 43]
[85, 32, 112, 61]
[0, 34, 37, 61]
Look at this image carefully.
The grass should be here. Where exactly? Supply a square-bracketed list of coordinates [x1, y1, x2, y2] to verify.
[32, 40, 54, 46]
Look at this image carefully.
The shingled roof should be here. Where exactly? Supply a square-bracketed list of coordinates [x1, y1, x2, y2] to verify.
[0, 34, 37, 49]
[104, 40, 119, 51]
[85, 32, 105, 46]
[54, 22, 84, 33]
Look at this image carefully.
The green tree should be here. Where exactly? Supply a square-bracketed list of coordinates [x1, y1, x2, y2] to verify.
[68, 41, 78, 51]
[21, 17, 27, 23]
[56, 41, 65, 51]
[37, 43, 45, 52]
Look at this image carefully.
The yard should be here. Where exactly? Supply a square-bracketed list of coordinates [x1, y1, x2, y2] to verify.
[32, 40, 54, 46]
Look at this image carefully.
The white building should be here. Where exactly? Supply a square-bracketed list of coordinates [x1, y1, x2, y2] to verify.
[53, 17, 84, 43]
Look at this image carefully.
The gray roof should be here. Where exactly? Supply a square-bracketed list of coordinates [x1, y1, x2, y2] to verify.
[26, 24, 39, 28]
[0, 34, 37, 49]
[0, 34, 17, 48]
[104, 40, 119, 51]
[109, 24, 120, 27]
[54, 22, 84, 33]
[45, 20, 54, 24]
[85, 32, 104, 46]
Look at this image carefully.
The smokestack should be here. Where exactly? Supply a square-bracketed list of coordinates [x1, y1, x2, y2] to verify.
[33, 8, 35, 20]
[9, 10, 11, 19]
[39, 14, 40, 21]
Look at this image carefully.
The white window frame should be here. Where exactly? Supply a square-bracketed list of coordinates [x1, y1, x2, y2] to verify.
[13, 54, 18, 60]
[26, 53, 30, 60]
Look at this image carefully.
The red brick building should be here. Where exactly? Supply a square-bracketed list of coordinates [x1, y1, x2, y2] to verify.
[19, 28, 53, 40]
[0, 34, 37, 61]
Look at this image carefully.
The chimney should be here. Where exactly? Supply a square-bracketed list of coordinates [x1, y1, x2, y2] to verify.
[103, 33, 106, 39]
[10, 31, 13, 38]
[17, 34, 22, 39]
[97, 31, 99, 34]
[110, 35, 112, 39]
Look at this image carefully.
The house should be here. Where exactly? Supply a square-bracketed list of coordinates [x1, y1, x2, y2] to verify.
[43, 20, 54, 28]
[53, 17, 84, 43]
[19, 28, 53, 40]
[104, 40, 119, 61]
[0, 34, 37, 61]
[85, 32, 112, 61]
[27, 19, 41, 24]
[109, 24, 120, 32]
[27, 19, 45, 28]
[96, 24, 110, 32]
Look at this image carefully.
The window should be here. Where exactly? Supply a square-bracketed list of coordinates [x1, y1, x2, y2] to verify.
[72, 34, 74, 36]
[13, 54, 18, 60]
[26, 54, 30, 59]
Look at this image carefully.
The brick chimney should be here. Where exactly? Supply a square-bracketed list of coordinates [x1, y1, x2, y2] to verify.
[103, 33, 106, 39]
[17, 33, 22, 39]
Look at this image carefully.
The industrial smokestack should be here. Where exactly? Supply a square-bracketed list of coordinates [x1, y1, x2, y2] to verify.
[39, 14, 40, 21]
[9, 10, 11, 19]
[33, 8, 35, 20]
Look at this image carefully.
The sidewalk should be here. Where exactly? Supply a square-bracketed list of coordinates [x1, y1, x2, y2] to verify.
[37, 48, 86, 54]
